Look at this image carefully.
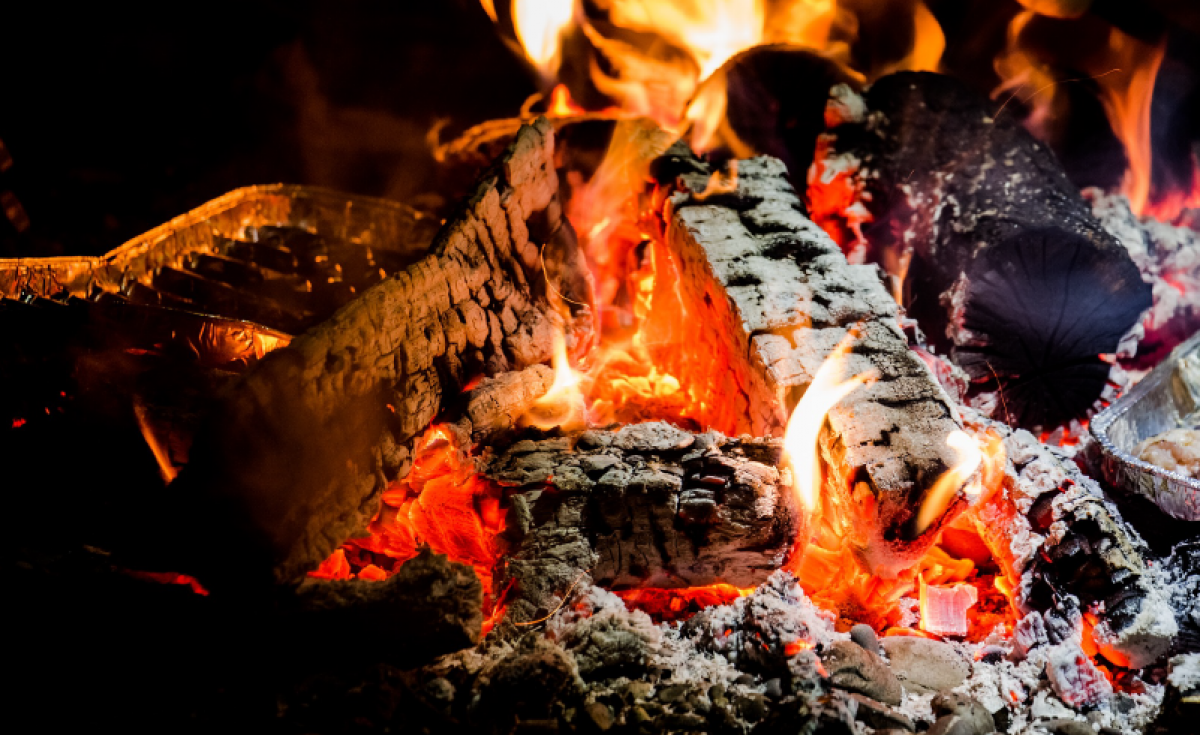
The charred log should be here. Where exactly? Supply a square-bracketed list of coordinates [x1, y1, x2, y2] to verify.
[487, 422, 799, 622]
[164, 119, 594, 591]
[291, 547, 483, 666]
[964, 410, 1178, 669]
[644, 151, 967, 576]
[812, 72, 1152, 430]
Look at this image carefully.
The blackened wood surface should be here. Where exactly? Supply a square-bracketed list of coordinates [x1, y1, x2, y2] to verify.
[822, 72, 1151, 429]
[166, 119, 594, 591]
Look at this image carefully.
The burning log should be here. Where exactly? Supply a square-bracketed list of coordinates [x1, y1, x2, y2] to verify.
[963, 410, 1178, 669]
[164, 119, 594, 591]
[810, 72, 1152, 430]
[487, 422, 800, 622]
[642, 150, 968, 577]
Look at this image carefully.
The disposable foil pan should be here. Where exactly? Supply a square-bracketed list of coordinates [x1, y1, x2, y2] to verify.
[0, 184, 438, 300]
[1091, 331, 1200, 520]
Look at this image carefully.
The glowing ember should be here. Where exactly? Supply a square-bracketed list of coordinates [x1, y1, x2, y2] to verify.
[615, 584, 753, 623]
[132, 396, 178, 484]
[913, 430, 984, 537]
[918, 576, 978, 637]
[126, 570, 210, 596]
[311, 425, 507, 608]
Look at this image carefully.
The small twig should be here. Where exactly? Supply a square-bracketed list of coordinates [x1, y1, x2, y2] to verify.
[986, 360, 1012, 427]
[993, 68, 1121, 122]
[512, 569, 588, 626]
[540, 241, 589, 308]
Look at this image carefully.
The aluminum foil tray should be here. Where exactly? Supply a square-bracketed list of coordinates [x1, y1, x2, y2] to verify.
[1091, 331, 1200, 520]
[0, 184, 437, 300]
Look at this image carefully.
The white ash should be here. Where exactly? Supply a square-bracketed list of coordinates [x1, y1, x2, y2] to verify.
[895, 596, 920, 629]
[1161, 541, 1200, 631]
[1090, 561, 1179, 671]
[826, 83, 866, 126]
[1167, 653, 1200, 692]
[949, 619, 1164, 735]
[1088, 188, 1200, 360]
[896, 689, 935, 723]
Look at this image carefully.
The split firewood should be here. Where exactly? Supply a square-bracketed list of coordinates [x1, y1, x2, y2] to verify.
[642, 149, 968, 577]
[164, 119, 594, 591]
[487, 422, 799, 622]
[809, 72, 1151, 430]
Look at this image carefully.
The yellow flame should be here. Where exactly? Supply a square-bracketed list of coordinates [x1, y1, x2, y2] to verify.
[913, 430, 984, 537]
[510, 0, 575, 78]
[521, 328, 587, 431]
[782, 336, 874, 514]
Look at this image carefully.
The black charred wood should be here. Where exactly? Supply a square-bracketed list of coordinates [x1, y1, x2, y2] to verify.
[823, 72, 1151, 429]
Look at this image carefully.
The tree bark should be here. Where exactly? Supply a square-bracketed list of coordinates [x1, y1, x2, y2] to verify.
[487, 422, 799, 622]
[164, 119, 595, 591]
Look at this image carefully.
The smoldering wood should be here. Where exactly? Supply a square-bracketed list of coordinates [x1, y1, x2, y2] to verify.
[964, 411, 1177, 669]
[163, 119, 595, 591]
[452, 363, 555, 445]
[817, 72, 1151, 430]
[644, 150, 968, 577]
[290, 548, 483, 666]
[487, 422, 799, 622]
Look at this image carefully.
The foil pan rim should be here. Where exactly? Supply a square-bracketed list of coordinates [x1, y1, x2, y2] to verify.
[1091, 331, 1200, 521]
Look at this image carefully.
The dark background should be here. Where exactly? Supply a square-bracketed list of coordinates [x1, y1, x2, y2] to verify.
[1, 0, 1195, 258]
[0, 0, 535, 259]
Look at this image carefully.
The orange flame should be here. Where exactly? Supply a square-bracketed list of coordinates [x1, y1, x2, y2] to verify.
[1096, 33, 1165, 216]
[547, 83, 585, 117]
[993, 12, 1182, 219]
[913, 430, 984, 537]
[486, 1, 945, 147]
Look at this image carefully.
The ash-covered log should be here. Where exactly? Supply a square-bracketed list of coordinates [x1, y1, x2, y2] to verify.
[487, 422, 799, 622]
[963, 410, 1178, 669]
[163, 119, 594, 591]
[642, 150, 968, 577]
[810, 72, 1152, 430]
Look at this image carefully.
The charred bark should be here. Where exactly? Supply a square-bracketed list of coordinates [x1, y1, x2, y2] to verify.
[964, 411, 1177, 669]
[487, 422, 799, 622]
[291, 548, 483, 666]
[644, 151, 968, 576]
[164, 119, 594, 591]
[814, 72, 1151, 430]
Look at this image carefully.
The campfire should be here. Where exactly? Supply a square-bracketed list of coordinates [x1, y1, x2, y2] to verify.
[3, 2, 1199, 734]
